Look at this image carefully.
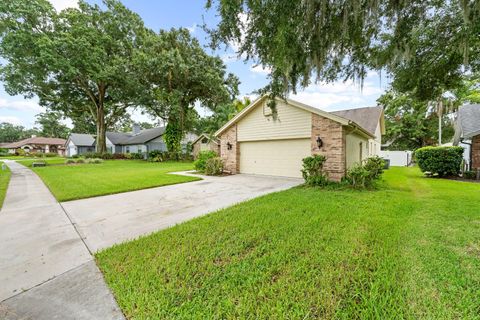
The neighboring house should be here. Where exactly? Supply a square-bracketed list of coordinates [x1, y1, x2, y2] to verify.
[65, 133, 97, 156]
[453, 104, 480, 170]
[192, 134, 220, 158]
[215, 96, 382, 181]
[332, 106, 385, 156]
[66, 124, 197, 157]
[2, 136, 66, 155]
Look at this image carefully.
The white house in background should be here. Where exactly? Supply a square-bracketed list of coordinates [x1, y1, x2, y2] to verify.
[65, 124, 197, 157]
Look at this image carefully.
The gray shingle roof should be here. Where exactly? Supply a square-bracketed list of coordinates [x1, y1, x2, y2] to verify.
[457, 104, 480, 139]
[331, 106, 383, 136]
[68, 133, 95, 147]
[106, 127, 165, 145]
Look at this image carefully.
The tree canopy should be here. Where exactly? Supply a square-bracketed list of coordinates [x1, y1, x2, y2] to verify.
[0, 0, 152, 152]
[140, 28, 239, 152]
[0, 123, 38, 143]
[207, 0, 480, 97]
[35, 111, 70, 139]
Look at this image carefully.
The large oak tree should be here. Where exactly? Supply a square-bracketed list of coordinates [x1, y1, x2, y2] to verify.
[0, 0, 152, 152]
[140, 28, 239, 152]
[207, 0, 480, 97]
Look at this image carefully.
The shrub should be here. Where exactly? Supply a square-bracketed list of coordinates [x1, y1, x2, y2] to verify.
[345, 164, 371, 188]
[415, 146, 464, 177]
[205, 157, 224, 175]
[112, 153, 126, 159]
[345, 156, 386, 188]
[148, 150, 163, 160]
[76, 158, 86, 164]
[89, 158, 103, 164]
[16, 148, 26, 156]
[463, 170, 478, 180]
[72, 154, 80, 159]
[129, 152, 145, 160]
[65, 159, 76, 164]
[44, 152, 58, 157]
[301, 155, 328, 186]
[194, 150, 217, 172]
[363, 156, 385, 179]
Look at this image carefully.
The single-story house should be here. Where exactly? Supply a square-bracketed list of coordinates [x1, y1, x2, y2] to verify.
[66, 124, 197, 157]
[215, 96, 384, 181]
[192, 134, 220, 158]
[2, 136, 66, 155]
[453, 104, 480, 170]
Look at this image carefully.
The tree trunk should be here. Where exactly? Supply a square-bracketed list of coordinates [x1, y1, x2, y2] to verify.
[96, 103, 107, 153]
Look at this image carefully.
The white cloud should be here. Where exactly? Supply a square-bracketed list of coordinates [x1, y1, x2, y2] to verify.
[250, 64, 271, 75]
[0, 116, 23, 125]
[186, 24, 197, 34]
[48, 0, 78, 11]
[289, 77, 386, 111]
[0, 98, 43, 112]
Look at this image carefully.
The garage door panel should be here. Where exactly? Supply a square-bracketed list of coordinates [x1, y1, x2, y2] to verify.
[239, 139, 311, 178]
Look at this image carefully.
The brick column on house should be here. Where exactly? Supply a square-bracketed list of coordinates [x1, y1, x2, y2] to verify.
[311, 114, 346, 181]
[472, 135, 480, 169]
[219, 124, 239, 174]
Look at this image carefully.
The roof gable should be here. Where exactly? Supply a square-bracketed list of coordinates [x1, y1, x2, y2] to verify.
[331, 106, 385, 136]
[215, 95, 374, 138]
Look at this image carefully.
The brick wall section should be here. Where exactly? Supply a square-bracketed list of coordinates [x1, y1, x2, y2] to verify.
[311, 114, 346, 181]
[192, 142, 220, 159]
[472, 135, 480, 169]
[219, 124, 239, 173]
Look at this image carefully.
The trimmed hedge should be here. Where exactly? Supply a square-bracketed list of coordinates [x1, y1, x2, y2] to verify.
[415, 146, 464, 177]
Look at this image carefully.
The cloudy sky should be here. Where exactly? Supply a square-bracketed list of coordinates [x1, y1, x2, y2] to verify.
[0, 0, 391, 128]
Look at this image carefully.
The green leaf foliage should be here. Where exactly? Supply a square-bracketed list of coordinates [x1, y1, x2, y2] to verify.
[207, 1, 480, 98]
[415, 146, 464, 177]
[194, 150, 217, 172]
[301, 155, 328, 186]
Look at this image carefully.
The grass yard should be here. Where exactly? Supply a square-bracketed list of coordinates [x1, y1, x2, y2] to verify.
[0, 162, 11, 209]
[17, 157, 66, 167]
[32, 160, 199, 201]
[96, 167, 480, 319]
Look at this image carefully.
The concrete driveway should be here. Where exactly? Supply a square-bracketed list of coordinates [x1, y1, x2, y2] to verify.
[62, 172, 302, 252]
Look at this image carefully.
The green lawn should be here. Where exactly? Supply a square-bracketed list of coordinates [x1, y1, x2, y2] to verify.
[0, 162, 11, 209]
[96, 167, 480, 319]
[32, 160, 199, 201]
[17, 157, 66, 167]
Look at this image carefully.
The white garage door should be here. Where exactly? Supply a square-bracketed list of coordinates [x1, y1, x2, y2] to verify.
[239, 138, 311, 178]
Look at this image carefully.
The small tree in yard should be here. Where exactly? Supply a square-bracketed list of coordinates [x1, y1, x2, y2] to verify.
[0, 0, 153, 153]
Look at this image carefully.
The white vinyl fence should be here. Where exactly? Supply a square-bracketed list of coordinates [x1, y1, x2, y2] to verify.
[379, 150, 413, 166]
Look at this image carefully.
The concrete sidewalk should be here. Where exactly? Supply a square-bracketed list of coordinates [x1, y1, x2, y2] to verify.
[0, 161, 123, 319]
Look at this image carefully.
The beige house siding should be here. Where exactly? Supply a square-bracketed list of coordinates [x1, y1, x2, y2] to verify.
[239, 139, 310, 178]
[346, 132, 369, 169]
[237, 100, 311, 142]
[311, 114, 346, 182]
[368, 123, 382, 156]
[219, 125, 239, 173]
